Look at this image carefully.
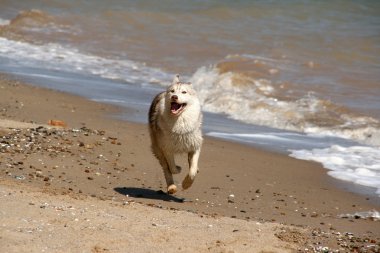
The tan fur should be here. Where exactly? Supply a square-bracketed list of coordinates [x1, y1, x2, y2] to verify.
[148, 75, 203, 194]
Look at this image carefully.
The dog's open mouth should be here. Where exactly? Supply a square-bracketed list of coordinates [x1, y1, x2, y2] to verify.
[170, 102, 187, 115]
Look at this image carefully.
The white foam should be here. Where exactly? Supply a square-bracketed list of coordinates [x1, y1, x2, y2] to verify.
[91, 98, 126, 104]
[0, 18, 10, 26]
[208, 132, 309, 144]
[91, 98, 149, 107]
[0, 37, 171, 86]
[290, 145, 380, 195]
[190, 64, 380, 146]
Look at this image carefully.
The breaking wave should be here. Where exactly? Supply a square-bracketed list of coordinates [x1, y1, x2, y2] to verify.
[0, 9, 80, 44]
[190, 55, 380, 146]
[194, 55, 380, 194]
[291, 145, 380, 196]
[0, 37, 171, 85]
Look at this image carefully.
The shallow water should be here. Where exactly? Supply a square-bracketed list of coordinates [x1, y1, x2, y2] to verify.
[0, 0, 379, 196]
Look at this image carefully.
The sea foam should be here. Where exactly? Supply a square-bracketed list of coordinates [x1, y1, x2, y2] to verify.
[0, 37, 171, 86]
[0, 18, 10, 26]
[190, 62, 380, 146]
[290, 145, 380, 196]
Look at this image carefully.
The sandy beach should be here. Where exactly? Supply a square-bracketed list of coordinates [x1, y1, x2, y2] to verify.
[0, 74, 379, 252]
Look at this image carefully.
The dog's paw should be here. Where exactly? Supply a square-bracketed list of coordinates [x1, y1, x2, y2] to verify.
[182, 175, 194, 190]
[167, 184, 177, 194]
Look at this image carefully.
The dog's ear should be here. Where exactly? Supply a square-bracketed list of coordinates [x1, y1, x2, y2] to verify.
[172, 74, 180, 84]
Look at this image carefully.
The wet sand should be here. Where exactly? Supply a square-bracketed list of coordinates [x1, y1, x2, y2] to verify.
[0, 74, 379, 252]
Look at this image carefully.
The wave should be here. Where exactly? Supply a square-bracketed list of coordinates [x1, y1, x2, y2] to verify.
[2, 31, 378, 147]
[290, 145, 380, 196]
[0, 9, 80, 44]
[188, 53, 380, 196]
[1, 28, 379, 147]
[0, 37, 171, 86]
[0, 18, 10, 26]
[190, 55, 380, 146]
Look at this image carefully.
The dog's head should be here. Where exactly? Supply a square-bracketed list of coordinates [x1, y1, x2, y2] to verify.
[166, 75, 198, 116]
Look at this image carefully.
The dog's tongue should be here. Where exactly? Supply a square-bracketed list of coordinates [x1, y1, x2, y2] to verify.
[171, 102, 181, 111]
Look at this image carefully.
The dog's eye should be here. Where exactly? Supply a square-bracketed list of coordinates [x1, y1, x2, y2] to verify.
[182, 91, 187, 94]
[170, 89, 175, 93]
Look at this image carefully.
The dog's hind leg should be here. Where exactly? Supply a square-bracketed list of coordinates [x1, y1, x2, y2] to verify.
[182, 148, 200, 190]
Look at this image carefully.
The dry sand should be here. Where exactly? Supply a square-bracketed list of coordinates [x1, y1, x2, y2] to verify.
[0, 74, 379, 252]
[0, 181, 294, 253]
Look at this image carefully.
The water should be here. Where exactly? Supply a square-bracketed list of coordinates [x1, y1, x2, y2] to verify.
[0, 0, 379, 196]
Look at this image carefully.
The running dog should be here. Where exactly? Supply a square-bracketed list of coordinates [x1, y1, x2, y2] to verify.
[148, 75, 203, 194]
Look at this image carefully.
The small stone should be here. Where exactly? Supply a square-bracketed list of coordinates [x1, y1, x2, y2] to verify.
[15, 175, 25, 180]
[228, 194, 235, 203]
[269, 68, 279, 75]
[311, 212, 318, 218]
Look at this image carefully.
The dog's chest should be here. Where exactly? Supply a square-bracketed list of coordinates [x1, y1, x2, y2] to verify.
[160, 114, 201, 152]
[165, 130, 202, 153]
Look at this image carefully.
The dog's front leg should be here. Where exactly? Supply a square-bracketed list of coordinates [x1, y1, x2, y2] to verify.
[162, 151, 179, 194]
[162, 164, 177, 194]
[182, 149, 200, 190]
[163, 150, 181, 174]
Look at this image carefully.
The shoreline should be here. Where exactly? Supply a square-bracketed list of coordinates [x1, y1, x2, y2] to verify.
[5, 71, 380, 202]
[1, 74, 379, 252]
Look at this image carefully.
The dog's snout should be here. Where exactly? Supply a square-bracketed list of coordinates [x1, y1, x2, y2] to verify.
[171, 95, 178, 100]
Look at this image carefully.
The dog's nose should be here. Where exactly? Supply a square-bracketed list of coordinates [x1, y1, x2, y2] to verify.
[171, 95, 178, 100]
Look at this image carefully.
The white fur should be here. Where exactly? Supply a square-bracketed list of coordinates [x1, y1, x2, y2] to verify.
[148, 75, 203, 194]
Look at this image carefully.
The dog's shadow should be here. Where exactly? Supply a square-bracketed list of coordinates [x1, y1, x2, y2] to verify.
[114, 187, 186, 203]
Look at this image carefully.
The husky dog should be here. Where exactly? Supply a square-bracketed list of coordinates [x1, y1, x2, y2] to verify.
[148, 75, 203, 194]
